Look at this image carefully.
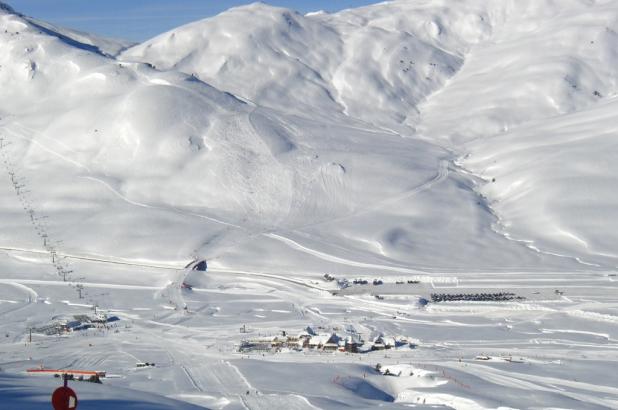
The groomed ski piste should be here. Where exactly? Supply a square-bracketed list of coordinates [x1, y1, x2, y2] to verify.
[1, 0, 618, 409]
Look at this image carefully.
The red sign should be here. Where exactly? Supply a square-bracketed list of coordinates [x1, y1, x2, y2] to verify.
[52, 386, 78, 410]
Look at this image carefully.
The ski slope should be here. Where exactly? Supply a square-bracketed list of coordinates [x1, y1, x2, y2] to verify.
[1, 0, 618, 408]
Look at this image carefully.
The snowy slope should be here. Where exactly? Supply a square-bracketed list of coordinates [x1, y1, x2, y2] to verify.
[0, 2, 247, 264]
[1, 0, 568, 274]
[418, 0, 618, 142]
[119, 0, 618, 271]
[414, 0, 618, 270]
[2, 1, 618, 409]
[0, 374, 207, 409]
[462, 95, 618, 268]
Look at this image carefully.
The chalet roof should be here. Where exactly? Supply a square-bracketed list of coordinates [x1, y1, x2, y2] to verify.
[309, 333, 340, 346]
[373, 335, 395, 346]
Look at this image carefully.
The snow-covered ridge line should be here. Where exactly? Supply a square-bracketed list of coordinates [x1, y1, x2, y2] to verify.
[0, 1, 130, 56]
[0, 3, 14, 13]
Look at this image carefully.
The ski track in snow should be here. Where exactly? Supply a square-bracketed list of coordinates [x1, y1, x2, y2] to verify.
[0, 278, 161, 291]
[0, 245, 180, 270]
[2, 280, 38, 301]
[81, 175, 243, 229]
[0, 281, 37, 316]
[264, 233, 424, 275]
[291, 157, 451, 231]
[1, 125, 92, 172]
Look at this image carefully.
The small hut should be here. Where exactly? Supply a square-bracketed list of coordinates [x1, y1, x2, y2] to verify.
[371, 335, 395, 350]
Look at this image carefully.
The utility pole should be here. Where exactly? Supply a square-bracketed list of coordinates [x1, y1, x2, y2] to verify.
[60, 268, 73, 282]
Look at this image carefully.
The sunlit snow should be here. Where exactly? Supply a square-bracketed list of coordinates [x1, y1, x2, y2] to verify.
[1, 1, 618, 409]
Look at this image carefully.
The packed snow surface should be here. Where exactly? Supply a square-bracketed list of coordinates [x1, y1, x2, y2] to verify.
[1, 0, 618, 409]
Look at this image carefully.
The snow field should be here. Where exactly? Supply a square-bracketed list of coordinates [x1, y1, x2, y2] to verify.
[2, 0, 618, 408]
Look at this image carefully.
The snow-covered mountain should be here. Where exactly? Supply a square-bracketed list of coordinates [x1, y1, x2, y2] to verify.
[120, 0, 618, 272]
[121, 1, 473, 130]
[2, 1, 618, 408]
[3, 0, 586, 273]
[3, 0, 616, 274]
